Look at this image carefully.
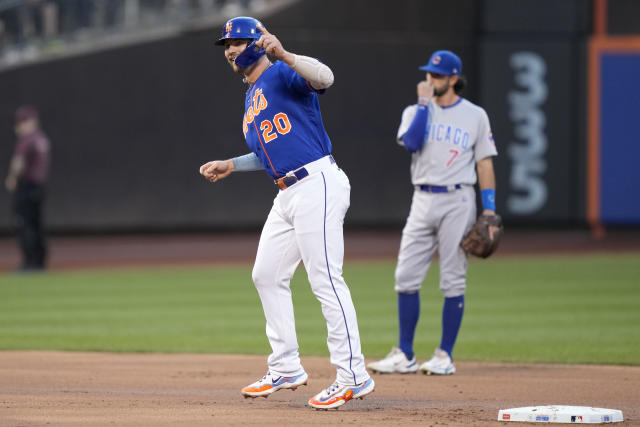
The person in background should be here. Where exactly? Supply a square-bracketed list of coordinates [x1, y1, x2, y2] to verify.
[367, 50, 499, 376]
[5, 105, 51, 272]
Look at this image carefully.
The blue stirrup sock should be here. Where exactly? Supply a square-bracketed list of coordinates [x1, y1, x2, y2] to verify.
[398, 292, 420, 360]
[439, 295, 465, 359]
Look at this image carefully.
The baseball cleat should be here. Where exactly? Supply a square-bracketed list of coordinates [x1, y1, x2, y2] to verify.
[367, 347, 418, 374]
[419, 348, 456, 375]
[241, 371, 308, 398]
[308, 378, 375, 409]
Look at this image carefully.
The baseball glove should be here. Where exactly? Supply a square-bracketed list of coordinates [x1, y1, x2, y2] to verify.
[461, 214, 504, 258]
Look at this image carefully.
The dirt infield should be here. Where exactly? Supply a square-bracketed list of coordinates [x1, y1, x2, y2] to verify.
[1, 230, 639, 425]
[1, 352, 638, 426]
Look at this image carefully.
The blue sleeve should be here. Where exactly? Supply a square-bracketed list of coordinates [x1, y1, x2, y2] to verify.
[232, 152, 263, 172]
[400, 105, 429, 153]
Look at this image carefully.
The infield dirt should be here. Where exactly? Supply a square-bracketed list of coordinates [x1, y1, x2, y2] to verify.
[1, 351, 638, 426]
[1, 231, 639, 425]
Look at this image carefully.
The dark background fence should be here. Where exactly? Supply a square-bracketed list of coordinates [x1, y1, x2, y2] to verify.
[1, 0, 639, 233]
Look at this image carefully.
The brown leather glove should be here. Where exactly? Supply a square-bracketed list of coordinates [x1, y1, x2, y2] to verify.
[461, 214, 504, 258]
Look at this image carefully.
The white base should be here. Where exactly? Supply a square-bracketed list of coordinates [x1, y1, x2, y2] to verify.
[498, 406, 623, 423]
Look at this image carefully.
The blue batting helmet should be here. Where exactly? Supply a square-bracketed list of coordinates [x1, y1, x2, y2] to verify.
[419, 50, 462, 76]
[215, 16, 263, 45]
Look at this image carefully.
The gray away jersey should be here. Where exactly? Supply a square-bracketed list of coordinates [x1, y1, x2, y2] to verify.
[397, 98, 498, 186]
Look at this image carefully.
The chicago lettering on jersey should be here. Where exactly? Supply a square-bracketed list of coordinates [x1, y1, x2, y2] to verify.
[243, 88, 269, 136]
[426, 123, 470, 149]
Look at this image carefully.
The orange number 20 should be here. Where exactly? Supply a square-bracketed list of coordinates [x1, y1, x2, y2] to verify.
[260, 113, 292, 143]
[260, 120, 277, 143]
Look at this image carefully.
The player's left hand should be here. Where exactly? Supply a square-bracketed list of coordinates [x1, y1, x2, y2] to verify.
[256, 25, 291, 61]
[461, 213, 504, 258]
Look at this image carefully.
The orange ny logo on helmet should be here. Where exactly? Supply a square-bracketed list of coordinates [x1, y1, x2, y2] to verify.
[225, 21, 232, 34]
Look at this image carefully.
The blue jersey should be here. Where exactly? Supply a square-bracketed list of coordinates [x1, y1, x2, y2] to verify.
[242, 61, 332, 179]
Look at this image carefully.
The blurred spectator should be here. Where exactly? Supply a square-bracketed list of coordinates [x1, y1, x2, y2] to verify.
[1, 0, 273, 67]
[95, 0, 124, 30]
[0, 3, 23, 45]
[0, 19, 6, 51]
[5, 105, 50, 272]
[22, 0, 44, 40]
[41, 1, 59, 40]
[53, 0, 94, 38]
[0, 0, 47, 62]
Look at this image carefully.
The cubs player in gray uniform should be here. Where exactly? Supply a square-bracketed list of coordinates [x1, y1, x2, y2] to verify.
[368, 50, 498, 375]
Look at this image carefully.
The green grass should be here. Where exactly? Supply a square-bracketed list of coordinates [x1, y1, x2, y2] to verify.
[0, 253, 638, 365]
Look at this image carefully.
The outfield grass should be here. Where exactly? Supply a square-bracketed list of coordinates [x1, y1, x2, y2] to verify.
[0, 253, 638, 365]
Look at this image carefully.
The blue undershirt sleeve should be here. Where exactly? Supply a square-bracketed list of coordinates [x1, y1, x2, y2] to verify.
[400, 104, 429, 153]
[232, 152, 263, 172]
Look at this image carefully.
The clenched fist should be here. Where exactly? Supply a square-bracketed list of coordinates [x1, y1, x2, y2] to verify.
[417, 80, 434, 103]
[199, 159, 234, 183]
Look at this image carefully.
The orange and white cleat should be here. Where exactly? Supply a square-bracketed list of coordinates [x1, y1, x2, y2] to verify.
[241, 371, 308, 398]
[308, 378, 375, 409]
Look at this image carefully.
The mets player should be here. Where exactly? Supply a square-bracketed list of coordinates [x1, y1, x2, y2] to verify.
[367, 50, 499, 375]
[199, 16, 374, 409]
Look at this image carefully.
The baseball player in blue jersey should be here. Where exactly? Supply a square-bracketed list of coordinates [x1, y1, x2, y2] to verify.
[368, 50, 499, 375]
[199, 16, 374, 409]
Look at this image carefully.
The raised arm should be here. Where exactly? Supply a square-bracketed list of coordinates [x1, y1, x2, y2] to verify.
[256, 25, 334, 90]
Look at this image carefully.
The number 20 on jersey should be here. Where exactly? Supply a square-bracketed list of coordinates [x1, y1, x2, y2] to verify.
[243, 88, 292, 143]
[260, 113, 291, 143]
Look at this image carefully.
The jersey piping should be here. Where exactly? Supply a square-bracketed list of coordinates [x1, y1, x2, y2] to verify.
[249, 84, 280, 178]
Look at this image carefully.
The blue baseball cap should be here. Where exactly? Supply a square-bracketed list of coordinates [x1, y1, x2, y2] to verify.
[419, 50, 462, 76]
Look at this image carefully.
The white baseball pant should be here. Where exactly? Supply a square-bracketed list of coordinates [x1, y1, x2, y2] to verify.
[251, 155, 369, 386]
